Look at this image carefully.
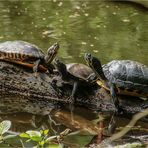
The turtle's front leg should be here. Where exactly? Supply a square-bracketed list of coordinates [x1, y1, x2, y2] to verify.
[71, 82, 78, 103]
[86, 73, 98, 83]
[33, 59, 41, 73]
[109, 83, 120, 113]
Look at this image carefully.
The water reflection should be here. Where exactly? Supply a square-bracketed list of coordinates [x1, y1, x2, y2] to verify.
[0, 1, 147, 64]
[0, 109, 147, 147]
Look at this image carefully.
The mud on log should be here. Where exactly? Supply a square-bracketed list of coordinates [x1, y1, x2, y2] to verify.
[0, 61, 147, 117]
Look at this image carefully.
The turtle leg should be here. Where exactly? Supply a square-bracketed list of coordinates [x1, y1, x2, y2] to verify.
[109, 83, 119, 113]
[71, 82, 79, 103]
[86, 73, 98, 83]
[33, 59, 41, 73]
[108, 83, 119, 135]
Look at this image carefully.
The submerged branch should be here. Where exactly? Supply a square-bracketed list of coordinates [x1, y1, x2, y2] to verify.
[109, 108, 148, 142]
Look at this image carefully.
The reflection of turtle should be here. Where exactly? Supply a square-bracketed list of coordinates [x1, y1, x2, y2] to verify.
[0, 40, 59, 73]
[84, 53, 148, 107]
[53, 59, 93, 102]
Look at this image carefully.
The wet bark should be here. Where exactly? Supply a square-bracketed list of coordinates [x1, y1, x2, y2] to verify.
[0, 61, 147, 119]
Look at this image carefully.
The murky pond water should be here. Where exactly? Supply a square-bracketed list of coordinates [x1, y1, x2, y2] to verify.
[0, 0, 147, 147]
[0, 1, 147, 64]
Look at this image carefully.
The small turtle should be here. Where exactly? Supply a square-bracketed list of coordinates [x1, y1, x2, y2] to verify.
[53, 58, 93, 102]
[0, 40, 59, 73]
[66, 63, 93, 79]
[84, 53, 148, 101]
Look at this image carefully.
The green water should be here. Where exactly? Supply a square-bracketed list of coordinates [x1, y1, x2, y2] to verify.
[0, 0, 147, 65]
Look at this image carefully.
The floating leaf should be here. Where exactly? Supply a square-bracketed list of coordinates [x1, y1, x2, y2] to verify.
[0, 120, 11, 135]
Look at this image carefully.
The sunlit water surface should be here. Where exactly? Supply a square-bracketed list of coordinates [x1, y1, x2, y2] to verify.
[0, 1, 147, 64]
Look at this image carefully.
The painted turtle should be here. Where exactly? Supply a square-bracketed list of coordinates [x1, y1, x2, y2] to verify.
[84, 53, 148, 99]
[0, 40, 59, 73]
[53, 59, 93, 102]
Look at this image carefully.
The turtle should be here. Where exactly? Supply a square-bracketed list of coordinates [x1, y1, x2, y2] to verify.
[0, 40, 59, 73]
[66, 63, 94, 79]
[53, 58, 94, 102]
[84, 53, 148, 103]
[84, 53, 119, 109]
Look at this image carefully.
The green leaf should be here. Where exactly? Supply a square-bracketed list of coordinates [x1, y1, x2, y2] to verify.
[26, 131, 41, 138]
[19, 133, 30, 138]
[26, 139, 31, 142]
[40, 130, 43, 135]
[23, 131, 42, 142]
[39, 140, 45, 146]
[30, 136, 42, 142]
[0, 120, 11, 135]
[43, 129, 49, 135]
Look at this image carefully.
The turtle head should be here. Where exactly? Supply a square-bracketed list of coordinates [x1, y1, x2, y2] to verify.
[84, 53, 102, 70]
[84, 53, 107, 81]
[53, 58, 68, 79]
[45, 43, 59, 64]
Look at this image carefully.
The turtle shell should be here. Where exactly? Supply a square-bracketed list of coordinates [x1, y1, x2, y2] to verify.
[0, 40, 45, 62]
[66, 63, 93, 80]
[103, 60, 148, 96]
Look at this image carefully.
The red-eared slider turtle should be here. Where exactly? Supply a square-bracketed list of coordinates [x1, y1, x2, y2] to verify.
[85, 53, 119, 110]
[0, 40, 59, 73]
[84, 53, 148, 99]
[53, 59, 93, 102]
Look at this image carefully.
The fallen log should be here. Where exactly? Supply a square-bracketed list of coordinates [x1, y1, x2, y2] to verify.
[0, 61, 147, 119]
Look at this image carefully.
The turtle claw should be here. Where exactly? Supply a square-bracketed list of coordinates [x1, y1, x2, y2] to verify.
[34, 72, 38, 78]
[33, 65, 39, 78]
[33, 65, 38, 73]
[33, 59, 41, 73]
